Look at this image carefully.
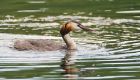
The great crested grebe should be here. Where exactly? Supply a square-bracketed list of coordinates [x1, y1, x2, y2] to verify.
[14, 21, 93, 51]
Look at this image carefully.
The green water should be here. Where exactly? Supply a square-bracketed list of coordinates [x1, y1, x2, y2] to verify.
[0, 0, 140, 18]
[0, 0, 140, 80]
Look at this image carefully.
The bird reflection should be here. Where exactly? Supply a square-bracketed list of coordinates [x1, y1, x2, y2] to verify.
[60, 50, 79, 79]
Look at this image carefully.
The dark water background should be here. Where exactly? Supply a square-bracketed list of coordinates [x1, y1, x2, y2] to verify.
[0, 0, 140, 80]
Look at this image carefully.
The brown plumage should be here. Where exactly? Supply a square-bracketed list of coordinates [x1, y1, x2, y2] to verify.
[14, 39, 62, 51]
[60, 22, 75, 35]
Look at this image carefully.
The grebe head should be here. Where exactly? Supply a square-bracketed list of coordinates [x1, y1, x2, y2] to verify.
[60, 21, 87, 35]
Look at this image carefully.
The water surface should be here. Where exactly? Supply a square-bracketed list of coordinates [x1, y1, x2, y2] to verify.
[0, 0, 140, 80]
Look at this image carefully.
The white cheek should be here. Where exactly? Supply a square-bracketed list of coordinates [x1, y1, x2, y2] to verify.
[75, 26, 81, 30]
[72, 23, 80, 30]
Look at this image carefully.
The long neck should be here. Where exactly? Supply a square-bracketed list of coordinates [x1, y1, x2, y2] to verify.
[62, 34, 77, 50]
